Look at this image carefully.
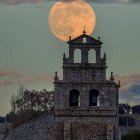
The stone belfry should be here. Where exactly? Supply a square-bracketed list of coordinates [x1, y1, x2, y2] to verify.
[54, 30, 120, 140]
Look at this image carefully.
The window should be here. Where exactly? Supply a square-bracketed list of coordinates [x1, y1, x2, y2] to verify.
[83, 37, 87, 43]
[89, 89, 99, 106]
[69, 89, 80, 106]
[74, 49, 81, 63]
[88, 49, 96, 63]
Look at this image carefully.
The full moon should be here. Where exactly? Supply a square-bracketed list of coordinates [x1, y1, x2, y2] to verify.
[48, 1, 96, 42]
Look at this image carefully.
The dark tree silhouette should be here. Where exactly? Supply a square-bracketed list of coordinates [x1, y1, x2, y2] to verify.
[122, 131, 140, 140]
[5, 112, 14, 123]
[132, 105, 140, 114]
[0, 116, 5, 123]
[10, 86, 54, 127]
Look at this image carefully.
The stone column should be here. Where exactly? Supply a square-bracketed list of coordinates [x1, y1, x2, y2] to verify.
[69, 48, 74, 63]
[95, 48, 101, 63]
[81, 49, 88, 63]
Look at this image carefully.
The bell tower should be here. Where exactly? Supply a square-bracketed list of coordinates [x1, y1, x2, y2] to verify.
[54, 31, 120, 140]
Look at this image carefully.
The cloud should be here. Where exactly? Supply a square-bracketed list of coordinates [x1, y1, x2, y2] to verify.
[0, 80, 14, 86]
[0, 0, 43, 5]
[129, 0, 140, 3]
[22, 74, 54, 84]
[86, 0, 129, 4]
[0, 69, 23, 79]
[0, 69, 23, 86]
[119, 84, 140, 105]
[0, 68, 58, 86]
[0, 72, 54, 86]
[114, 74, 140, 92]
[0, 0, 139, 5]
[114, 74, 140, 105]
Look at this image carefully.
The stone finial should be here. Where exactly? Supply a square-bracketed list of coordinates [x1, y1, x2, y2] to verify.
[83, 26, 86, 34]
[110, 72, 114, 82]
[118, 80, 121, 87]
[103, 52, 106, 61]
[54, 72, 59, 81]
[98, 36, 101, 41]
[69, 36, 71, 41]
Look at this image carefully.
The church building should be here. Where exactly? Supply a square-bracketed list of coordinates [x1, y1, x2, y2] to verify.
[54, 30, 120, 140]
[7, 31, 120, 140]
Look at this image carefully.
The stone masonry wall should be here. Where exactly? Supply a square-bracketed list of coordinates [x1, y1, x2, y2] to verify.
[55, 116, 119, 140]
[6, 113, 64, 140]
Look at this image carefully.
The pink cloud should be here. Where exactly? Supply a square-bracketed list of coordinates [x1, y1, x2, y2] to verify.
[0, 69, 22, 86]
[0, 72, 54, 86]
[23, 74, 54, 84]
[0, 68, 56, 86]
[0, 69, 23, 79]
[114, 74, 140, 93]
[0, 80, 13, 86]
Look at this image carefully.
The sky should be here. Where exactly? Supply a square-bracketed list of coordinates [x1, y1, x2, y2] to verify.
[0, 0, 140, 115]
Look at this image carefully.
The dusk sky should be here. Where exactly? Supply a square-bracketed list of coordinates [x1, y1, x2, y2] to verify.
[0, 0, 140, 115]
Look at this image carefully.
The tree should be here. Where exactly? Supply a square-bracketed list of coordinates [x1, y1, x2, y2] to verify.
[122, 131, 140, 140]
[119, 116, 135, 127]
[0, 116, 5, 123]
[22, 89, 54, 113]
[5, 112, 14, 123]
[10, 85, 26, 114]
[119, 106, 125, 114]
[10, 86, 54, 127]
[132, 105, 140, 114]
[119, 104, 131, 111]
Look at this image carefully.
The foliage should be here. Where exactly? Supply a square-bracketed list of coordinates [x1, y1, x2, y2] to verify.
[119, 104, 131, 114]
[5, 112, 14, 123]
[0, 116, 5, 123]
[10, 86, 54, 128]
[119, 104, 140, 115]
[11, 86, 54, 114]
[119, 106, 125, 114]
[122, 131, 140, 140]
[0, 112, 14, 124]
[132, 105, 140, 114]
[119, 116, 135, 126]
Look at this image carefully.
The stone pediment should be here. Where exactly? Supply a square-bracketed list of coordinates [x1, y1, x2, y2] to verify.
[67, 33, 103, 46]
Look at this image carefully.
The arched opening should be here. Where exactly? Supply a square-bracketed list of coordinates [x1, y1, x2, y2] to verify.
[83, 37, 87, 43]
[89, 89, 100, 106]
[88, 49, 96, 63]
[74, 49, 81, 63]
[69, 89, 80, 107]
